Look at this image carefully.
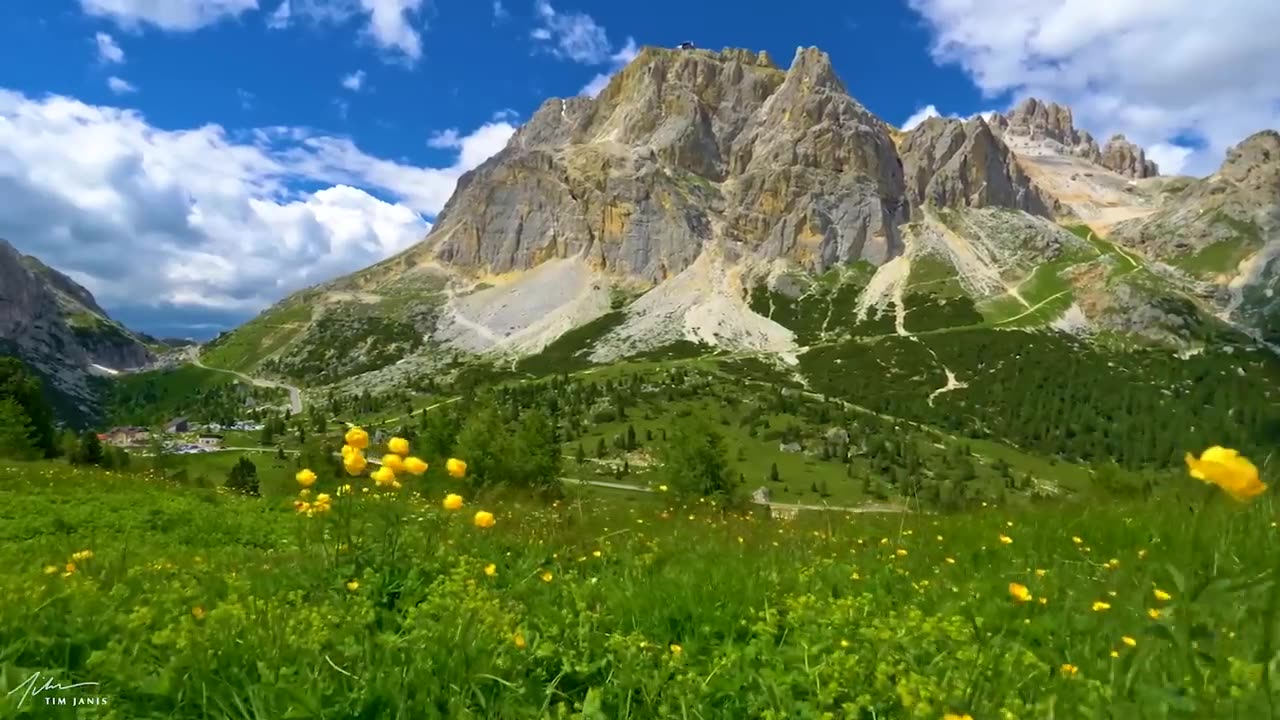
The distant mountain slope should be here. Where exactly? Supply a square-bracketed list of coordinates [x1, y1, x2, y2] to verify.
[0, 239, 154, 422]
[207, 45, 1277, 388]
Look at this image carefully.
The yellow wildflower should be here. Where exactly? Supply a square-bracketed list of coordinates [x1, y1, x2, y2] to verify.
[669, 643, 682, 655]
[1121, 635, 1137, 647]
[513, 632, 526, 649]
[341, 444, 357, 458]
[1153, 588, 1172, 602]
[388, 436, 410, 456]
[443, 493, 464, 511]
[299, 488, 311, 498]
[382, 454, 406, 473]
[1035, 568, 1047, 577]
[592, 550, 602, 558]
[474, 510, 495, 529]
[943, 714, 973, 720]
[540, 570, 553, 583]
[1072, 536, 1083, 545]
[371, 466, 397, 487]
[1038, 596, 1048, 605]
[1060, 663, 1078, 677]
[43, 565, 58, 575]
[295, 469, 317, 488]
[343, 452, 367, 476]
[945, 557, 956, 564]
[446, 458, 467, 478]
[192, 606, 206, 620]
[1185, 446, 1267, 502]
[1106, 558, 1120, 570]
[1092, 601, 1111, 612]
[344, 426, 369, 450]
[403, 456, 428, 475]
[315, 493, 331, 505]
[484, 563, 497, 577]
[999, 534, 1013, 545]
[895, 548, 908, 557]
[1147, 608, 1162, 620]
[658, 484, 668, 492]
[1009, 582, 1032, 603]
[345, 580, 359, 592]
[1137, 549, 1148, 559]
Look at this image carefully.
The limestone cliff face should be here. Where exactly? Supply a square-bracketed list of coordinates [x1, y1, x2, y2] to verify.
[1100, 134, 1159, 179]
[425, 46, 1049, 280]
[0, 240, 153, 418]
[995, 99, 1159, 179]
[899, 116, 1053, 217]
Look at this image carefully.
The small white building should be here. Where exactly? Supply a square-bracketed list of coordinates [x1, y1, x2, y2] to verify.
[197, 435, 223, 450]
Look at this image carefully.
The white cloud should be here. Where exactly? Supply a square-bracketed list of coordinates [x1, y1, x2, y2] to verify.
[267, 0, 291, 28]
[107, 76, 138, 94]
[341, 70, 366, 91]
[95, 32, 125, 64]
[79, 0, 259, 31]
[492, 0, 507, 21]
[531, 0, 613, 64]
[1146, 142, 1194, 176]
[423, 122, 517, 170]
[579, 37, 638, 97]
[0, 90, 513, 323]
[900, 105, 943, 131]
[271, 0, 427, 63]
[906, 0, 1280, 176]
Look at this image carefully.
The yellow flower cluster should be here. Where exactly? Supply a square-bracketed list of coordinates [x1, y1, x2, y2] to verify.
[45, 549, 94, 578]
[287, 426, 490, 526]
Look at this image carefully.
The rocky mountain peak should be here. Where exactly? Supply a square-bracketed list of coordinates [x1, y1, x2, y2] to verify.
[1101, 134, 1159, 178]
[1003, 98, 1095, 148]
[1219, 130, 1280, 191]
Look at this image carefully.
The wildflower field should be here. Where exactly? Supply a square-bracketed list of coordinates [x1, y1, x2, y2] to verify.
[0, 439, 1276, 718]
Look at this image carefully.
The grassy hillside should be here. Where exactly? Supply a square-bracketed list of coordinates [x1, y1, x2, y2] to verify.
[1, 456, 1274, 718]
[106, 366, 287, 426]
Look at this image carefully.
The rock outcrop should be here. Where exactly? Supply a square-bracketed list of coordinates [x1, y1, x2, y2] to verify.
[0, 240, 153, 419]
[898, 115, 1053, 217]
[1100, 134, 1158, 178]
[424, 46, 1052, 280]
[995, 99, 1159, 179]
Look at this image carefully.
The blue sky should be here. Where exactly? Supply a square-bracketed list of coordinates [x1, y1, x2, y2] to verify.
[0, 0, 1275, 340]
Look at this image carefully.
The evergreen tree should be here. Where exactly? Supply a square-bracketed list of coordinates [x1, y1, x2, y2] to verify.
[0, 358, 55, 458]
[148, 433, 168, 471]
[225, 456, 260, 496]
[625, 424, 636, 451]
[595, 437, 607, 459]
[769, 462, 780, 483]
[260, 421, 275, 445]
[576, 443, 585, 466]
[0, 397, 37, 460]
[662, 422, 737, 505]
[74, 430, 104, 466]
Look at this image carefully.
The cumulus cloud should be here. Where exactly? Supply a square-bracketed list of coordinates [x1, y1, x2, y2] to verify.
[107, 76, 138, 94]
[900, 104, 945, 131]
[579, 37, 638, 97]
[906, 0, 1280, 176]
[79, 0, 260, 31]
[275, 0, 427, 63]
[0, 90, 513, 331]
[531, 0, 614, 64]
[341, 70, 366, 91]
[95, 32, 125, 63]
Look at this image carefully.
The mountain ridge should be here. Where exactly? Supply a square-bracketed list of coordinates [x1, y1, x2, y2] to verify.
[201, 44, 1279, 387]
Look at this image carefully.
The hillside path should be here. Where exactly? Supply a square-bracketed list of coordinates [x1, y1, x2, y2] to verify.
[188, 347, 303, 414]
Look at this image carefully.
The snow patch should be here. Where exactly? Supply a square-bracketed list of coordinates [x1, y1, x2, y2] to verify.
[89, 363, 119, 376]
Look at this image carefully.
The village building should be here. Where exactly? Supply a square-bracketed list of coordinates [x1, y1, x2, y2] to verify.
[165, 417, 189, 434]
[196, 434, 223, 450]
[102, 427, 150, 447]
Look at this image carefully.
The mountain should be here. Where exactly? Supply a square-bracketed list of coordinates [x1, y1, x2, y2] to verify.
[206, 45, 1279, 389]
[0, 240, 155, 421]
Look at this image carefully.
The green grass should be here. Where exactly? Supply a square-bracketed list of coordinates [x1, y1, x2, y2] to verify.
[516, 312, 627, 376]
[201, 302, 313, 373]
[105, 365, 285, 426]
[2, 458, 1276, 718]
[1169, 237, 1258, 276]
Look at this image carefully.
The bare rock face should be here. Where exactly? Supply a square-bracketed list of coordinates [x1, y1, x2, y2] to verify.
[1100, 134, 1159, 178]
[424, 47, 1075, 281]
[898, 115, 1054, 217]
[0, 240, 153, 418]
[1001, 98, 1102, 161]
